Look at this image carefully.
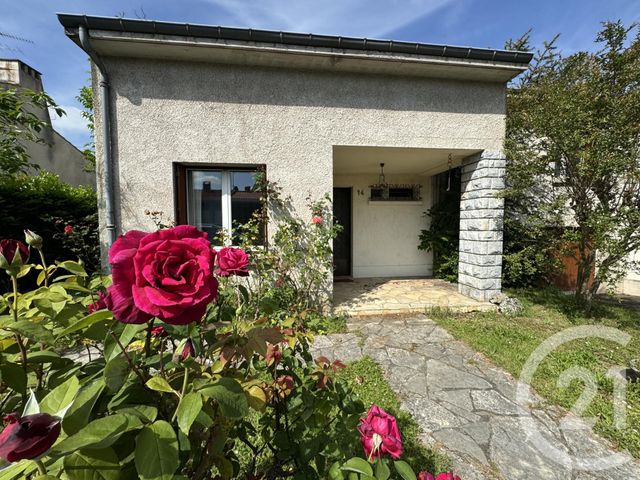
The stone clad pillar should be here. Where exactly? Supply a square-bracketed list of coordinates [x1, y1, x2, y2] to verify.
[458, 151, 506, 301]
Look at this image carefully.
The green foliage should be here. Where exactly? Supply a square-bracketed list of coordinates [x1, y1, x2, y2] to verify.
[418, 170, 460, 283]
[0, 87, 64, 175]
[0, 172, 99, 285]
[76, 83, 95, 173]
[431, 287, 640, 458]
[505, 22, 640, 310]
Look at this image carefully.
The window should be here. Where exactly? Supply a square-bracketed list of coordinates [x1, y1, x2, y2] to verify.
[176, 166, 264, 245]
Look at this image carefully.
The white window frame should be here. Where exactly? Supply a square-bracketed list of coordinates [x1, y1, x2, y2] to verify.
[185, 167, 262, 246]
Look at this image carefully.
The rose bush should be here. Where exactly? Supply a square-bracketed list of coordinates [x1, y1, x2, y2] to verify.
[0, 188, 455, 478]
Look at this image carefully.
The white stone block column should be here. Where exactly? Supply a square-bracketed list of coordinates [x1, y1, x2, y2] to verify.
[458, 151, 506, 301]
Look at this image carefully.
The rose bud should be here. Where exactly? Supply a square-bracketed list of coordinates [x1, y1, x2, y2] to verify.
[0, 413, 61, 462]
[181, 339, 195, 360]
[265, 343, 282, 367]
[0, 239, 30, 276]
[64, 225, 74, 234]
[151, 326, 169, 338]
[420, 473, 460, 480]
[311, 215, 323, 225]
[23, 229, 43, 250]
[358, 404, 403, 460]
[87, 291, 108, 313]
[215, 247, 249, 277]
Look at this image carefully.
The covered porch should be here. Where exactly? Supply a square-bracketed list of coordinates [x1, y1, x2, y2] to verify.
[333, 277, 495, 316]
[332, 145, 506, 309]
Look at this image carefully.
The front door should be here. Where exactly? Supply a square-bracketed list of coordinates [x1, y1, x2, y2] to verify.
[333, 187, 352, 277]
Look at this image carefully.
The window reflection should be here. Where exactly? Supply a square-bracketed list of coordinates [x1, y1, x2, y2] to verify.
[187, 170, 222, 240]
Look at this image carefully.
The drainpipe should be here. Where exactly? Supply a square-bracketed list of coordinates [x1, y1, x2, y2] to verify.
[78, 25, 117, 250]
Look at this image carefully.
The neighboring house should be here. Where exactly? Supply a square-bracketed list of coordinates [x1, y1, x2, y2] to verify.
[0, 58, 94, 187]
[58, 14, 533, 301]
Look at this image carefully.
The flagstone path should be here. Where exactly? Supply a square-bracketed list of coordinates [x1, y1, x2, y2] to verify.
[311, 315, 640, 480]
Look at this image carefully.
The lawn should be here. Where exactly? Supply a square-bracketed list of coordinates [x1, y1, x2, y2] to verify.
[430, 288, 640, 458]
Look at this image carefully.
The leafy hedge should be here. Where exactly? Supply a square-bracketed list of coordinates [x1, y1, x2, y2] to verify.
[0, 172, 99, 279]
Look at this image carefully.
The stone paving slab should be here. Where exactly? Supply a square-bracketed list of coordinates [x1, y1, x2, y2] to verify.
[311, 315, 640, 480]
[333, 278, 496, 316]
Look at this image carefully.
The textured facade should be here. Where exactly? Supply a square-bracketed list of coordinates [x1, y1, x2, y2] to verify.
[69, 21, 529, 299]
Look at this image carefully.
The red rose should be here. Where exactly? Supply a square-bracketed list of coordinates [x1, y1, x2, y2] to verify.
[0, 239, 29, 274]
[0, 413, 61, 462]
[64, 225, 74, 234]
[215, 247, 249, 277]
[311, 215, 323, 225]
[358, 405, 403, 460]
[87, 291, 107, 313]
[105, 226, 217, 325]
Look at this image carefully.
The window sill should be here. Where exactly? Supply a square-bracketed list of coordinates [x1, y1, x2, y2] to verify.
[368, 200, 423, 205]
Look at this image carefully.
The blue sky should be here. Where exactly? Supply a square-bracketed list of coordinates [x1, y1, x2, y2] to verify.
[2, 0, 639, 149]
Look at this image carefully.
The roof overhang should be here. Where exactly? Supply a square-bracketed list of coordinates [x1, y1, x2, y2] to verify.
[58, 14, 533, 83]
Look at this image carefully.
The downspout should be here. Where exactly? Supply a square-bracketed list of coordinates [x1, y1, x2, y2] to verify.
[78, 25, 117, 250]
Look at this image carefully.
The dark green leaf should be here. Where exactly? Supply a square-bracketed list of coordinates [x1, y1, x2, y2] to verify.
[58, 310, 113, 337]
[199, 377, 248, 419]
[40, 376, 79, 416]
[176, 392, 202, 435]
[104, 356, 130, 393]
[63, 447, 120, 480]
[393, 461, 417, 480]
[63, 379, 105, 435]
[51, 414, 142, 456]
[7, 320, 54, 345]
[134, 420, 179, 480]
[341, 457, 373, 476]
[0, 362, 26, 394]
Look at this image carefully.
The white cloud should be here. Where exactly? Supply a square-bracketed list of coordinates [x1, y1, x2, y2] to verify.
[48, 105, 89, 136]
[204, 0, 455, 38]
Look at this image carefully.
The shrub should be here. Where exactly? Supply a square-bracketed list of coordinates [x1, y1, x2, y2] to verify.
[0, 172, 98, 283]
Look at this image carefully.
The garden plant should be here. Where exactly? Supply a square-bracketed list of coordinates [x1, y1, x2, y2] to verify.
[0, 192, 460, 478]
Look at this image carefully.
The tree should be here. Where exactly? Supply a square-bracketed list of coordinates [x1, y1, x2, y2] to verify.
[506, 21, 640, 311]
[76, 83, 95, 172]
[0, 87, 64, 175]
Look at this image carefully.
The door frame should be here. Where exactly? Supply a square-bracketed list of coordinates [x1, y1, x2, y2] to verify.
[333, 186, 353, 280]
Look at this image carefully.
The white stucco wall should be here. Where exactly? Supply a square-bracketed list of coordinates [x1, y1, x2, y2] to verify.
[618, 249, 640, 295]
[334, 174, 432, 277]
[93, 57, 507, 267]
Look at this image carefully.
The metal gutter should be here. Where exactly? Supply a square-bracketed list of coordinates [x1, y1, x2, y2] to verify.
[77, 25, 117, 251]
[57, 13, 533, 65]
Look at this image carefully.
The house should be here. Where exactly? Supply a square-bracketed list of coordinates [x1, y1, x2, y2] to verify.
[0, 58, 95, 187]
[58, 14, 533, 302]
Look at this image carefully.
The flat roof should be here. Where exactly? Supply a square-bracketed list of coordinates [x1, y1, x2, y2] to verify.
[57, 13, 533, 65]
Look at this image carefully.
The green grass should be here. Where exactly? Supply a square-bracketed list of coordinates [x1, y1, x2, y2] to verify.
[338, 356, 451, 474]
[430, 287, 640, 458]
[305, 313, 348, 335]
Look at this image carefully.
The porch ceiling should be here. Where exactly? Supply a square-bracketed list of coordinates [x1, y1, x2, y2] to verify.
[333, 146, 480, 176]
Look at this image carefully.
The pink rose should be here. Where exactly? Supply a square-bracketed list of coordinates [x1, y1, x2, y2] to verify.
[87, 291, 107, 313]
[311, 216, 323, 225]
[64, 225, 74, 234]
[105, 226, 218, 325]
[419, 473, 461, 480]
[215, 247, 249, 277]
[358, 404, 403, 460]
